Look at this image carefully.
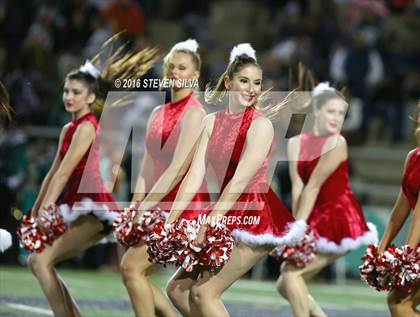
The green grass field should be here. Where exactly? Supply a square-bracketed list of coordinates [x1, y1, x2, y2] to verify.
[0, 265, 388, 317]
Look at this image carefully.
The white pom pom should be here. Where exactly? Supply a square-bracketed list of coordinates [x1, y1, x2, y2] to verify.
[313, 82, 335, 96]
[0, 229, 12, 253]
[79, 60, 101, 78]
[170, 39, 199, 54]
[229, 43, 257, 63]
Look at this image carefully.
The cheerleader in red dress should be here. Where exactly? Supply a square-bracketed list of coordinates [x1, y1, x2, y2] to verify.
[164, 44, 306, 317]
[276, 83, 378, 317]
[376, 109, 420, 317]
[120, 39, 210, 317]
[24, 46, 157, 317]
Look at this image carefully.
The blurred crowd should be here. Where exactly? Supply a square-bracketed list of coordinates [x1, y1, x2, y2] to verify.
[0, 0, 419, 270]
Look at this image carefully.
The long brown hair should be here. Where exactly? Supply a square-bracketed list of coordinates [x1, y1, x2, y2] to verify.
[206, 56, 312, 120]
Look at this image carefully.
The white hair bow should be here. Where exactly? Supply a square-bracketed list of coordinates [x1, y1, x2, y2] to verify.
[312, 82, 335, 96]
[79, 60, 101, 78]
[170, 39, 199, 54]
[229, 43, 257, 63]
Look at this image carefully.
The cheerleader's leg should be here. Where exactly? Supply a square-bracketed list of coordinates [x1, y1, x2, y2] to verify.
[188, 242, 269, 317]
[166, 267, 201, 316]
[28, 215, 105, 317]
[120, 242, 178, 317]
[387, 285, 419, 317]
[276, 253, 339, 317]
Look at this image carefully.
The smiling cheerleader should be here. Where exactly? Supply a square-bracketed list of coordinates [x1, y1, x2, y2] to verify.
[275, 82, 378, 317]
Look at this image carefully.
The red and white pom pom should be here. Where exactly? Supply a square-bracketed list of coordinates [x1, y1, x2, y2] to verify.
[113, 208, 166, 247]
[113, 207, 140, 247]
[138, 209, 166, 242]
[146, 221, 178, 265]
[271, 227, 317, 267]
[388, 244, 420, 292]
[359, 244, 393, 291]
[170, 219, 202, 272]
[360, 244, 420, 292]
[0, 229, 13, 252]
[146, 219, 235, 272]
[17, 214, 54, 253]
[170, 220, 234, 272]
[197, 223, 234, 271]
[38, 204, 66, 237]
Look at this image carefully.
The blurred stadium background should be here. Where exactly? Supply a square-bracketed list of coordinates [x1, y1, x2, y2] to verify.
[0, 0, 419, 316]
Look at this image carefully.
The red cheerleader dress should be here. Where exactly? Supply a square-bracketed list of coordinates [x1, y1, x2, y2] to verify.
[298, 131, 377, 253]
[57, 112, 119, 232]
[179, 106, 306, 247]
[145, 92, 210, 217]
[402, 148, 420, 210]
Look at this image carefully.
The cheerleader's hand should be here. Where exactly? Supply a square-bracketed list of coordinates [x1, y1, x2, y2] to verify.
[36, 206, 49, 234]
[193, 224, 208, 248]
[31, 206, 41, 218]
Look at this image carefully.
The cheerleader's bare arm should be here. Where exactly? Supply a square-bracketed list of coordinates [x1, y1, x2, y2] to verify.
[132, 107, 160, 203]
[208, 116, 273, 219]
[166, 113, 214, 223]
[32, 125, 68, 216]
[38, 121, 96, 209]
[288, 136, 304, 216]
[139, 106, 206, 210]
[378, 150, 415, 253]
[295, 135, 347, 221]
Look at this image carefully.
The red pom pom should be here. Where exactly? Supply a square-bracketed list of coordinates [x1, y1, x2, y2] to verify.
[171, 220, 235, 272]
[17, 214, 54, 253]
[169, 220, 202, 272]
[388, 244, 420, 293]
[39, 204, 66, 237]
[360, 244, 420, 292]
[113, 208, 139, 247]
[146, 221, 178, 265]
[359, 244, 394, 291]
[197, 223, 234, 271]
[113, 208, 166, 247]
[139, 209, 167, 241]
[146, 219, 235, 272]
[17, 206, 66, 253]
[270, 227, 317, 267]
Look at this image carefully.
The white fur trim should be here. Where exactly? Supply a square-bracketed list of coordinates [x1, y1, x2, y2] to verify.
[58, 198, 119, 225]
[312, 82, 335, 97]
[229, 43, 257, 63]
[316, 222, 378, 254]
[171, 39, 199, 54]
[0, 229, 12, 252]
[231, 220, 307, 247]
[79, 60, 101, 78]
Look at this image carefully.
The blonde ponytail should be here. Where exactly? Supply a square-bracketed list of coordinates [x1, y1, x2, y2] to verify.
[73, 32, 159, 116]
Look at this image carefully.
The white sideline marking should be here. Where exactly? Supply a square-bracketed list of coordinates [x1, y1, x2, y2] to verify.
[4, 303, 53, 316]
